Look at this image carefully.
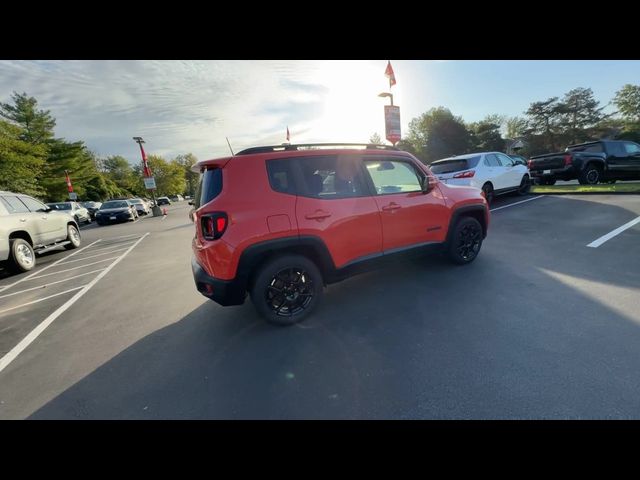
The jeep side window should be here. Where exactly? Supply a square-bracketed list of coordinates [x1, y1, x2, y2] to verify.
[364, 159, 422, 195]
[296, 155, 367, 199]
[0, 195, 30, 214]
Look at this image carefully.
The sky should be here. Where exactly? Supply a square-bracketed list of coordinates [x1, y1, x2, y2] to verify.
[0, 60, 638, 164]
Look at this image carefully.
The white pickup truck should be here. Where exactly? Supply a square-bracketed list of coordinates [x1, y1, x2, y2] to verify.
[0, 191, 81, 273]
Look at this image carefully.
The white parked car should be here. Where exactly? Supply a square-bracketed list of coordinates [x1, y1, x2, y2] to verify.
[128, 198, 150, 215]
[429, 152, 531, 204]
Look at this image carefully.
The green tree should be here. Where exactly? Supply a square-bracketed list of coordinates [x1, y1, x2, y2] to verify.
[146, 155, 186, 196]
[100, 155, 139, 197]
[556, 87, 606, 144]
[174, 153, 199, 197]
[369, 132, 382, 144]
[405, 107, 474, 163]
[39, 139, 100, 201]
[524, 97, 562, 152]
[0, 119, 47, 197]
[469, 115, 505, 152]
[0, 92, 56, 144]
[505, 116, 528, 139]
[613, 84, 640, 123]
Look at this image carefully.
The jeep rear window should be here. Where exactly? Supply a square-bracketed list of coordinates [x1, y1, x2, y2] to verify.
[194, 167, 222, 208]
[430, 156, 480, 174]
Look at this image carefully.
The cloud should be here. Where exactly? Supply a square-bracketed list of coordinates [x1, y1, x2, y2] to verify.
[0, 60, 337, 162]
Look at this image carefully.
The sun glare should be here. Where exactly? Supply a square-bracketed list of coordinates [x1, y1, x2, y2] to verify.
[305, 61, 402, 144]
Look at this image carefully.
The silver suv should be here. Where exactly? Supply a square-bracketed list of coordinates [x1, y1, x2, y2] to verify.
[0, 191, 81, 273]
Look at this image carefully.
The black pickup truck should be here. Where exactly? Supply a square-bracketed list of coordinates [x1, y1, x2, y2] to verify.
[528, 140, 640, 185]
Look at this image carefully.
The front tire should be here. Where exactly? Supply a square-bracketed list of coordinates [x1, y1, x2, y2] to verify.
[250, 255, 323, 326]
[447, 217, 483, 265]
[64, 224, 81, 250]
[8, 238, 36, 273]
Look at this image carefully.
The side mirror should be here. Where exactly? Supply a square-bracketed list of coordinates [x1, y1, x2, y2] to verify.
[421, 175, 436, 193]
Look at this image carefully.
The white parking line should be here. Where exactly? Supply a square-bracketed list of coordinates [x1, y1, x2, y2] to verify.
[56, 247, 130, 265]
[28, 257, 121, 280]
[101, 233, 142, 241]
[0, 286, 84, 316]
[587, 216, 640, 248]
[490, 196, 543, 212]
[0, 269, 105, 301]
[0, 233, 149, 374]
[85, 241, 137, 254]
[0, 239, 102, 294]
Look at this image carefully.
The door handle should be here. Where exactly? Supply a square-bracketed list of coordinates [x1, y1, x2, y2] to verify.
[305, 210, 332, 220]
[382, 202, 402, 212]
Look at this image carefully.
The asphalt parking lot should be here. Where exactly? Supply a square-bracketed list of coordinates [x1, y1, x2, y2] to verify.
[0, 194, 639, 419]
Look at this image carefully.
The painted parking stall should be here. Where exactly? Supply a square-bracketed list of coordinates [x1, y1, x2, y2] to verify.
[0, 233, 149, 373]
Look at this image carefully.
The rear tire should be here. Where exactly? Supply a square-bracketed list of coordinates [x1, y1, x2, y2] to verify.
[250, 255, 323, 326]
[517, 175, 530, 195]
[8, 238, 36, 273]
[481, 183, 494, 205]
[447, 217, 483, 265]
[64, 224, 81, 250]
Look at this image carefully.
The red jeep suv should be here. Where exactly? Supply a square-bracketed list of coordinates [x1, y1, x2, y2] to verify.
[191, 144, 489, 325]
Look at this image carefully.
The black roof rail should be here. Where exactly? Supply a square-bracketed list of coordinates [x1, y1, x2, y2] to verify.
[235, 143, 400, 155]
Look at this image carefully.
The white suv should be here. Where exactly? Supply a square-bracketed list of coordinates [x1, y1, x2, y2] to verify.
[430, 152, 530, 204]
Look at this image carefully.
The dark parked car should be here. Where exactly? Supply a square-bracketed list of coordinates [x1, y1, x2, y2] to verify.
[528, 140, 640, 185]
[95, 200, 138, 225]
[157, 197, 171, 206]
[82, 201, 102, 220]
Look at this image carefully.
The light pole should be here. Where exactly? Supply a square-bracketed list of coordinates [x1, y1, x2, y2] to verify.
[133, 136, 162, 217]
[378, 92, 400, 146]
[378, 91, 394, 106]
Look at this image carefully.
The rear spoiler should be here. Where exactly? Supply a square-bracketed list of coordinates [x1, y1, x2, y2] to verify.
[191, 156, 233, 173]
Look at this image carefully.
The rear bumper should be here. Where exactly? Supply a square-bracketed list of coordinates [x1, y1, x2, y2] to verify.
[530, 165, 576, 180]
[191, 256, 246, 306]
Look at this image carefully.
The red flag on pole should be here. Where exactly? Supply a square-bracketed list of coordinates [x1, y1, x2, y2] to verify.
[139, 143, 153, 177]
[64, 170, 73, 193]
[385, 61, 396, 88]
[286, 126, 290, 142]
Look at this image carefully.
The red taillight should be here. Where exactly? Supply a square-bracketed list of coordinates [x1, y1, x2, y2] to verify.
[453, 170, 475, 178]
[564, 154, 572, 166]
[201, 212, 228, 240]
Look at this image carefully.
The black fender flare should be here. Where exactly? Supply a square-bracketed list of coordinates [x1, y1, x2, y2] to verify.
[235, 235, 337, 290]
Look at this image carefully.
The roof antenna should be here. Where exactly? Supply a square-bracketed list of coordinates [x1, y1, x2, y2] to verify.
[226, 137, 235, 156]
